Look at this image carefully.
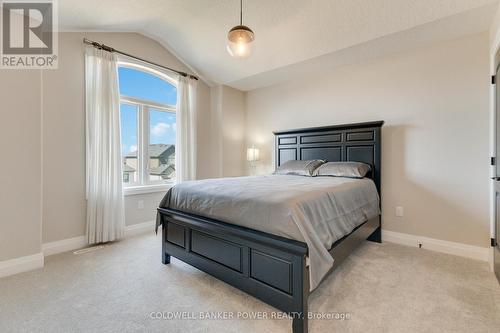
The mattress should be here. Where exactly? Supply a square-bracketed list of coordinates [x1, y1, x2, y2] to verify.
[158, 174, 380, 290]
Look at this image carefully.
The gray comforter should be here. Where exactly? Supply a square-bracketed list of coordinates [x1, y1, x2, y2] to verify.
[157, 175, 380, 290]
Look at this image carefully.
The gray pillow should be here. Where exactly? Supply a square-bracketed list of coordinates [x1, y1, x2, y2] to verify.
[313, 162, 371, 178]
[274, 160, 325, 177]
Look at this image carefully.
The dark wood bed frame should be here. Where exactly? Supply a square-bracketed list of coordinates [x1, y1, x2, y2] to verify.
[157, 121, 383, 333]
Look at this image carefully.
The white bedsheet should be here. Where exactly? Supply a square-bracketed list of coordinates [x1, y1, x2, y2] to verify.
[159, 175, 380, 290]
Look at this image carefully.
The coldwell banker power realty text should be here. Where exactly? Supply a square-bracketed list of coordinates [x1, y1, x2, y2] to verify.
[1, 0, 58, 69]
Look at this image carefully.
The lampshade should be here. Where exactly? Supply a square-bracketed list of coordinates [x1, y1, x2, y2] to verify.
[246, 147, 260, 162]
[227, 25, 254, 58]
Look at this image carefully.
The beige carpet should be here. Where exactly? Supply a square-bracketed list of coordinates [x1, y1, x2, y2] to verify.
[1, 233, 499, 333]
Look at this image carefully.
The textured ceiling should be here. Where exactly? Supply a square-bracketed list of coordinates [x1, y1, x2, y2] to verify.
[60, 0, 498, 89]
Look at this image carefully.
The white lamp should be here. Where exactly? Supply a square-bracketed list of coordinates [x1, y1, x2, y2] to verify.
[246, 146, 260, 162]
[247, 146, 259, 175]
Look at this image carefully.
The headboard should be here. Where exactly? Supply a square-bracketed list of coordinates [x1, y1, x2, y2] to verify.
[274, 121, 384, 192]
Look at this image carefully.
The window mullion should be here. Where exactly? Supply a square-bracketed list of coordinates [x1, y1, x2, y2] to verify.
[137, 105, 143, 186]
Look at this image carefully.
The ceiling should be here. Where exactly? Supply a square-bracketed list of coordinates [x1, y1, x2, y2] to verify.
[60, 0, 499, 90]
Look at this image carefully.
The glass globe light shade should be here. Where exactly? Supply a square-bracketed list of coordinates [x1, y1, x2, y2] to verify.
[227, 25, 254, 58]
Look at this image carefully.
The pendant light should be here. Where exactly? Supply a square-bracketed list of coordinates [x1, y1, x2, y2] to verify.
[227, 0, 254, 58]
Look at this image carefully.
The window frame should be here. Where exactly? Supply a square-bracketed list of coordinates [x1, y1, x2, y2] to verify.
[117, 59, 178, 195]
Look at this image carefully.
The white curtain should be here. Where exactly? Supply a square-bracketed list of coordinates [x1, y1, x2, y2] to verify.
[85, 46, 125, 244]
[176, 75, 198, 182]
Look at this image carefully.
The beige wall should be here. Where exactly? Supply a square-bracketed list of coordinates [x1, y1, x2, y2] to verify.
[245, 32, 490, 248]
[0, 71, 42, 261]
[221, 86, 246, 177]
[490, 4, 500, 51]
[124, 192, 165, 226]
[41, 32, 214, 243]
[210, 85, 247, 177]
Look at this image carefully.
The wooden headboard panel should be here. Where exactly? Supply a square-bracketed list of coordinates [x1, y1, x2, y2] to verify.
[274, 121, 384, 192]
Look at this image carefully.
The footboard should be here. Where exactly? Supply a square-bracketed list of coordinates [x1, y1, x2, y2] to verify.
[157, 208, 310, 333]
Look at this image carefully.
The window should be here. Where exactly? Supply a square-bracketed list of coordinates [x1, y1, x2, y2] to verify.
[118, 63, 177, 191]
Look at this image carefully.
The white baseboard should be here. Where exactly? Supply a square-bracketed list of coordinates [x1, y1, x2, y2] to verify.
[41, 220, 155, 257]
[382, 230, 490, 262]
[125, 220, 156, 237]
[488, 248, 495, 272]
[0, 252, 44, 278]
[42, 236, 87, 257]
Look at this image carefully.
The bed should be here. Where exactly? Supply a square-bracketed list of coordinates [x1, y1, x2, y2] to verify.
[156, 121, 383, 333]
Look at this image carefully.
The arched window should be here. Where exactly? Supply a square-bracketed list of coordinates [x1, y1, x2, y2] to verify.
[118, 62, 177, 189]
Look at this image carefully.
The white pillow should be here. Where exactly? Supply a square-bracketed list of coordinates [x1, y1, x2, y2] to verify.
[313, 162, 371, 178]
[274, 160, 325, 177]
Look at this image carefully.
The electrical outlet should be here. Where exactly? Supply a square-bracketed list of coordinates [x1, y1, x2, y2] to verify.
[138, 200, 144, 210]
[395, 206, 404, 217]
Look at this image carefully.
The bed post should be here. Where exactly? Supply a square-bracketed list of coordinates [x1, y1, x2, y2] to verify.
[292, 257, 309, 333]
[367, 123, 383, 244]
[367, 224, 382, 243]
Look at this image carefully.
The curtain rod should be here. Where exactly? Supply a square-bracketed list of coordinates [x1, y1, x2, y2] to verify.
[83, 38, 199, 81]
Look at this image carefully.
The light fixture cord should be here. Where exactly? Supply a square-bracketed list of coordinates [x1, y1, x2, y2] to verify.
[240, 0, 243, 25]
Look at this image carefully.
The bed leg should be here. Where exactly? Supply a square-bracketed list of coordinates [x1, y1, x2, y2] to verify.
[367, 226, 382, 243]
[161, 223, 170, 264]
[292, 315, 308, 333]
[162, 252, 171, 265]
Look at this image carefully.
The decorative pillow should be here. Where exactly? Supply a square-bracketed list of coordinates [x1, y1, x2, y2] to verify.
[313, 162, 371, 178]
[274, 160, 325, 177]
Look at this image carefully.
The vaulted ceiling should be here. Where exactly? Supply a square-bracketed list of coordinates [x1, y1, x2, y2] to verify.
[60, 0, 498, 90]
